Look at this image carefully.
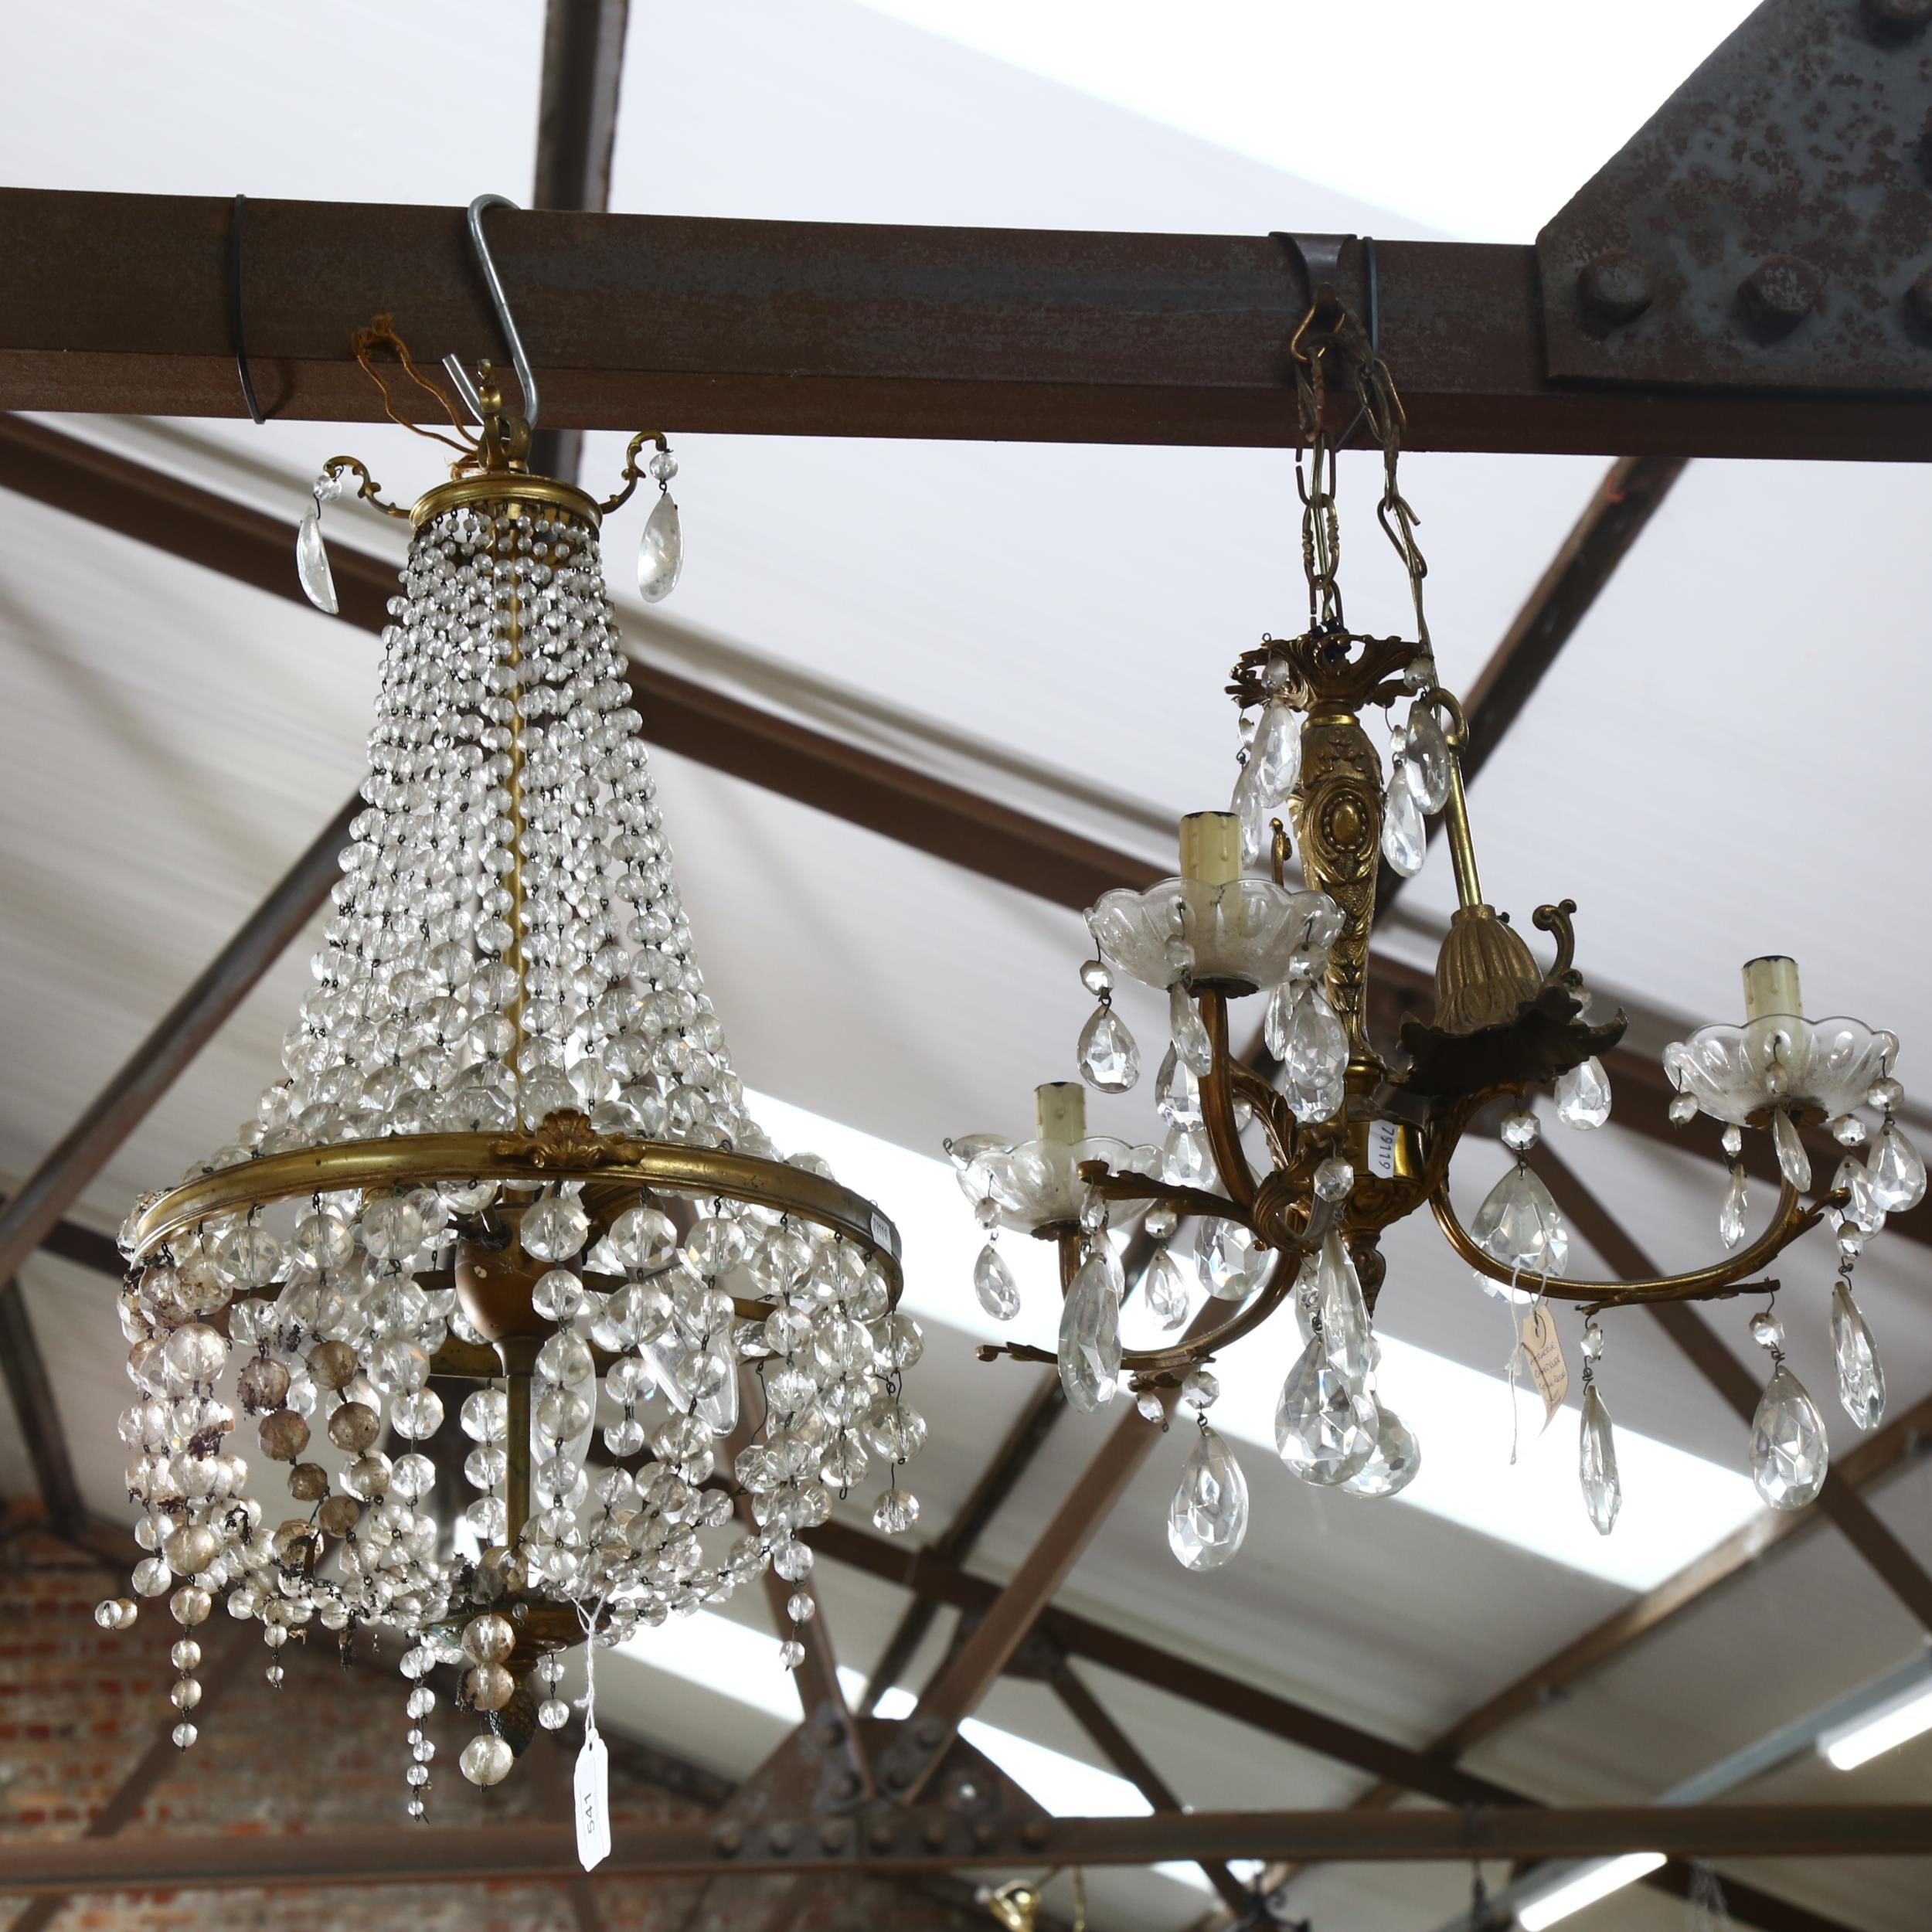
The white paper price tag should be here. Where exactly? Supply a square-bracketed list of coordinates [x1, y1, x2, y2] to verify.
[1366, 1118, 1399, 1179]
[575, 1726, 611, 1870]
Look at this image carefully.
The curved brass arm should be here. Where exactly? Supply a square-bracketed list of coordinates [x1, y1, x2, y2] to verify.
[598, 430, 672, 515]
[321, 455, 411, 519]
[1197, 992, 1259, 1213]
[1431, 1175, 1837, 1307]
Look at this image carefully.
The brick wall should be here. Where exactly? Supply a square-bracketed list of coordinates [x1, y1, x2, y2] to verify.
[0, 1530, 993, 1932]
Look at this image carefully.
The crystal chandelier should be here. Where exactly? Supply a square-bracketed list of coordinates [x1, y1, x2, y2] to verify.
[99, 200, 922, 1806]
[951, 293, 1920, 1570]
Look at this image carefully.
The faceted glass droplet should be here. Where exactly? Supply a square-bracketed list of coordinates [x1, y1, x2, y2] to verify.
[1077, 1005, 1140, 1094]
[1719, 1167, 1749, 1250]
[1749, 1364, 1829, 1510]
[1380, 763, 1426, 877]
[1342, 1403, 1420, 1498]
[1830, 1281, 1886, 1430]
[1555, 1056, 1612, 1131]
[1252, 700, 1301, 798]
[1274, 1333, 1377, 1486]
[1281, 986, 1347, 1122]
[1471, 1163, 1570, 1277]
[1403, 703, 1452, 812]
[1233, 756, 1281, 869]
[1168, 982, 1213, 1078]
[1156, 1044, 1202, 1129]
[296, 507, 338, 615]
[1578, 1384, 1621, 1536]
[973, 1243, 1020, 1323]
[1057, 1253, 1122, 1415]
[1194, 1219, 1270, 1301]
[1139, 1246, 1189, 1331]
[1315, 1231, 1372, 1390]
[1166, 1426, 1250, 1570]
[1771, 1109, 1811, 1192]
[1869, 1124, 1927, 1212]
[637, 492, 683, 603]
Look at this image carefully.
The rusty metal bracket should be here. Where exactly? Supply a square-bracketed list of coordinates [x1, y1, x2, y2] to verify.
[1537, 0, 1932, 393]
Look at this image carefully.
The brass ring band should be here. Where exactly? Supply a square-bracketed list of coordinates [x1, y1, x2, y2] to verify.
[410, 473, 604, 530]
[128, 1130, 903, 1289]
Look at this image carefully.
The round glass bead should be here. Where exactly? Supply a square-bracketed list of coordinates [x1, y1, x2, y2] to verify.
[1500, 1111, 1539, 1152]
[1750, 1309, 1784, 1352]
[1079, 958, 1114, 997]
[1313, 1158, 1355, 1202]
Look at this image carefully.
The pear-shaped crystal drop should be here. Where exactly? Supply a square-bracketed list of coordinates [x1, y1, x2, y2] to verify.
[1315, 1231, 1373, 1390]
[1162, 1121, 1213, 1189]
[1253, 699, 1301, 797]
[1471, 1163, 1570, 1277]
[1770, 1108, 1811, 1192]
[637, 492, 683, 602]
[1578, 1384, 1621, 1536]
[296, 507, 338, 614]
[1167, 1425, 1250, 1571]
[1830, 1281, 1886, 1430]
[1403, 703, 1451, 812]
[1750, 1364, 1829, 1509]
[1555, 1056, 1611, 1130]
[1077, 1005, 1139, 1094]
[1833, 1156, 1886, 1235]
[1869, 1123, 1927, 1212]
[1168, 981, 1213, 1078]
[973, 1243, 1020, 1323]
[1057, 1253, 1121, 1415]
[1719, 1167, 1749, 1250]
[1156, 1044, 1202, 1128]
[1274, 1334, 1377, 1485]
[1195, 1219, 1267, 1301]
[1233, 757, 1278, 867]
[1140, 1245, 1189, 1331]
[1282, 988, 1348, 1121]
[1380, 762, 1426, 876]
[1264, 981, 1296, 1063]
[1343, 1402, 1421, 1498]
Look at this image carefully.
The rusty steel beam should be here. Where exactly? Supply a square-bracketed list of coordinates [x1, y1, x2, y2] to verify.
[1048, 1658, 1250, 1915]
[0, 1805, 1923, 1893]
[3, 190, 1930, 459]
[526, 0, 631, 484]
[0, 1281, 83, 1539]
[1535, 1145, 1932, 1634]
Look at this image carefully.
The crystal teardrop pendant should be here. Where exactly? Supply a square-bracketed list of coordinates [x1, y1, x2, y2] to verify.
[1830, 1281, 1886, 1430]
[1166, 1425, 1250, 1570]
[1578, 1384, 1621, 1536]
[1771, 1108, 1811, 1192]
[1341, 1402, 1421, 1498]
[1252, 699, 1301, 797]
[1403, 703, 1451, 812]
[1058, 1252, 1122, 1414]
[974, 1243, 1020, 1322]
[637, 492, 683, 602]
[1749, 1363, 1829, 1510]
[1834, 1156, 1885, 1235]
[1077, 1005, 1140, 1093]
[1471, 1163, 1570, 1277]
[1315, 1231, 1373, 1389]
[1140, 1245, 1190, 1331]
[1380, 762, 1426, 876]
[1868, 1123, 1927, 1211]
[1281, 987, 1347, 1122]
[1233, 756, 1278, 866]
[1719, 1167, 1749, 1250]
[1274, 1333, 1377, 1486]
[1168, 981, 1214, 1078]
[295, 506, 338, 615]
[1555, 1056, 1611, 1130]
[1156, 1044, 1202, 1128]
[1194, 1218, 1269, 1301]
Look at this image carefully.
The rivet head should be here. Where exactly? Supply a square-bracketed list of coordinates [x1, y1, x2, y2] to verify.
[973, 1822, 997, 1850]
[819, 1819, 852, 1852]
[1577, 248, 1654, 326]
[913, 1717, 947, 1749]
[767, 1822, 796, 1854]
[870, 1822, 896, 1852]
[1021, 1820, 1049, 1849]
[712, 1824, 743, 1858]
[831, 1770, 861, 1801]
[1740, 254, 1824, 335]
[1905, 266, 1932, 332]
[923, 1818, 949, 1850]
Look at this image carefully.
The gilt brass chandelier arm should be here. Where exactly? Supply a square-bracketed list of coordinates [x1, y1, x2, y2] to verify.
[320, 454, 412, 519]
[1430, 1176, 1837, 1307]
[1076, 1164, 1250, 1227]
[127, 1126, 903, 1291]
[1225, 1059, 1299, 1170]
[598, 429, 672, 515]
[1579, 1278, 1782, 1319]
[1197, 993, 1260, 1213]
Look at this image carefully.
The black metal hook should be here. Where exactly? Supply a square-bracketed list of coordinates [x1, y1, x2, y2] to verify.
[1270, 230, 1379, 445]
[229, 193, 268, 425]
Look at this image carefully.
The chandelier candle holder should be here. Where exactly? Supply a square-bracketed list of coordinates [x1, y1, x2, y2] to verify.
[99, 200, 922, 1809]
[950, 293, 1918, 1571]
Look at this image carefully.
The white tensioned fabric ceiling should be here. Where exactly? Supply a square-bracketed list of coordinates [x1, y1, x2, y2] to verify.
[2, 5, 1930, 1931]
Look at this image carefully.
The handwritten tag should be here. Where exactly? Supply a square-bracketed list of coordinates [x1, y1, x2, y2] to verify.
[1366, 1118, 1399, 1179]
[1516, 1301, 1569, 1430]
[575, 1726, 611, 1870]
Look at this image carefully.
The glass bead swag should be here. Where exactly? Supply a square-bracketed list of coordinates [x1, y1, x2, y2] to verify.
[949, 291, 1917, 1573]
[106, 362, 923, 1807]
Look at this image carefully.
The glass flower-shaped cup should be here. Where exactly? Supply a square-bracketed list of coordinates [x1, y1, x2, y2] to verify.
[1665, 1014, 1897, 1127]
[950, 1129, 1164, 1236]
[1087, 876, 1342, 998]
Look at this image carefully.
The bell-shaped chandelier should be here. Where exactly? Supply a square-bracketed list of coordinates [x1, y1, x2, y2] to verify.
[100, 200, 920, 1807]
[951, 293, 1920, 1570]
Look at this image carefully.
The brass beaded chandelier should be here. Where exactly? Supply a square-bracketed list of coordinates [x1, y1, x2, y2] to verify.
[100, 199, 922, 1808]
[951, 291, 1921, 1570]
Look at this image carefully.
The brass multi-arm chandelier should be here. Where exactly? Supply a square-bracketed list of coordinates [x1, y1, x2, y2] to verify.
[99, 199, 921, 1808]
[951, 293, 1921, 1570]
